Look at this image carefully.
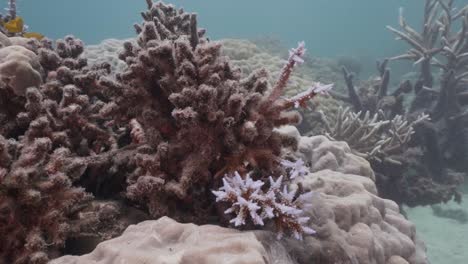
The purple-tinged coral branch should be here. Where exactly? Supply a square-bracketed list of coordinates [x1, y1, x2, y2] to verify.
[267, 41, 306, 103]
[213, 158, 315, 240]
[283, 82, 334, 109]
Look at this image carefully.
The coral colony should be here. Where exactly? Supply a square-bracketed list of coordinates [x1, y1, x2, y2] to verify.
[0, 0, 332, 262]
[1, 0, 467, 263]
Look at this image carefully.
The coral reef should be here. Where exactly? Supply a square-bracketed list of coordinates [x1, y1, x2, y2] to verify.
[52, 127, 429, 264]
[319, 106, 429, 164]
[220, 38, 344, 135]
[0, 1, 434, 263]
[305, 0, 468, 207]
[83, 38, 131, 73]
[387, 0, 468, 173]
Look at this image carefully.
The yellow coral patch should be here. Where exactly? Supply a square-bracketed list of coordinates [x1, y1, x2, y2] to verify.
[23, 32, 44, 40]
[3, 16, 24, 33]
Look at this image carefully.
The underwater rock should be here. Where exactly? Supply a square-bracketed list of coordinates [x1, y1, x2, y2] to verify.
[50, 216, 278, 264]
[431, 204, 468, 224]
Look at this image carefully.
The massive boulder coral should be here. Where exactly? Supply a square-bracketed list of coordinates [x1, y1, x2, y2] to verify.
[278, 126, 428, 264]
[293, 170, 426, 264]
[51, 216, 281, 264]
[0, 45, 42, 96]
[279, 125, 374, 178]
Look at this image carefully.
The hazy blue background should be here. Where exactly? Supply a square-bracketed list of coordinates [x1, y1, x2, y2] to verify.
[5, 0, 426, 57]
[5, 0, 464, 77]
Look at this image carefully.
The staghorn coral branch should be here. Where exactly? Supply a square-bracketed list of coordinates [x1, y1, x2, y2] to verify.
[267, 41, 306, 103]
[322, 107, 429, 163]
[282, 82, 333, 110]
[329, 66, 362, 112]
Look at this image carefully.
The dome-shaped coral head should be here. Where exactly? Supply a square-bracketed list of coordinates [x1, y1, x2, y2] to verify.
[101, 0, 331, 224]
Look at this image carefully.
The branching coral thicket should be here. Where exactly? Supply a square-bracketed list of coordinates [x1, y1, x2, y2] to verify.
[318, 106, 429, 164]
[1, 0, 333, 261]
[330, 60, 413, 119]
[0, 34, 126, 263]
[385, 0, 468, 202]
[99, 0, 331, 232]
[316, 0, 468, 206]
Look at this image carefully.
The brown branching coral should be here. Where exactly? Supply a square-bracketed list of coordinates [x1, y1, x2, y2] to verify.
[99, 1, 329, 227]
[0, 33, 128, 263]
[0, 134, 92, 263]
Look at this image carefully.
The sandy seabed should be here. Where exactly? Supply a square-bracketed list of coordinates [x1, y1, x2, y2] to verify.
[405, 189, 468, 264]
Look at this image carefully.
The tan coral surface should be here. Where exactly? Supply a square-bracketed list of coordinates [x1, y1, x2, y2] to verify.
[51, 216, 271, 264]
[279, 126, 427, 264]
[0, 44, 42, 96]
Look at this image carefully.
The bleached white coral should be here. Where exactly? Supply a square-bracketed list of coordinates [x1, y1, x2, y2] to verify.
[281, 158, 309, 179]
[212, 168, 315, 240]
[213, 172, 265, 226]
